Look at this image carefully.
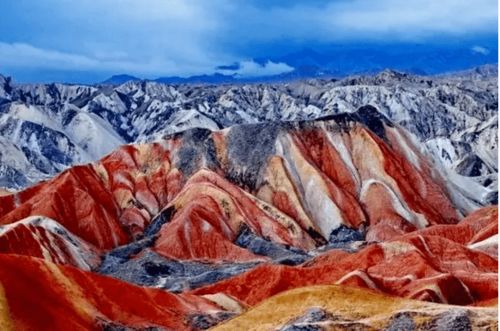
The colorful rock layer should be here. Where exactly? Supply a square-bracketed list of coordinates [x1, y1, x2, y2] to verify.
[0, 106, 497, 330]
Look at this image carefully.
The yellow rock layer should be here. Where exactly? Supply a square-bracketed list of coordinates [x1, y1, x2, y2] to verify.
[211, 285, 498, 331]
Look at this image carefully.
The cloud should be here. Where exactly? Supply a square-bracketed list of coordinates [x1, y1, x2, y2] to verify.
[0, 0, 497, 81]
[221, 0, 498, 44]
[0, 42, 180, 75]
[216, 62, 241, 71]
[0, 42, 100, 69]
[326, 0, 497, 39]
[471, 45, 491, 55]
[217, 60, 294, 77]
[0, 43, 293, 79]
[0, 0, 230, 78]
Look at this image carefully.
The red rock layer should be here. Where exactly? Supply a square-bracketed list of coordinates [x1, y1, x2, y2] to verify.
[192, 206, 498, 306]
[265, 123, 460, 241]
[0, 254, 224, 331]
[0, 216, 100, 270]
[0, 166, 128, 249]
[291, 129, 366, 229]
[97, 143, 179, 237]
[0, 143, 178, 250]
[154, 169, 316, 262]
[382, 128, 458, 225]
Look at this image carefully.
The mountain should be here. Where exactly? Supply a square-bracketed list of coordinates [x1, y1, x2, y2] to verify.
[0, 106, 497, 329]
[101, 43, 498, 84]
[101, 74, 141, 85]
[153, 67, 338, 84]
[0, 67, 496, 212]
[268, 44, 499, 76]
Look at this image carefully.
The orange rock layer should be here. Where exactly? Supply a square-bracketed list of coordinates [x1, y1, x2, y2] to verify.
[210, 285, 498, 331]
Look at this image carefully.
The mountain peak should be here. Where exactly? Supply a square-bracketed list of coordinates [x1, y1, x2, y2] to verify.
[376, 68, 410, 80]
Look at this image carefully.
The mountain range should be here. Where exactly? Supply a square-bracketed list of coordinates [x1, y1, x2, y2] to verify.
[0, 66, 497, 209]
[97, 44, 498, 85]
[102, 66, 337, 85]
[0, 65, 497, 329]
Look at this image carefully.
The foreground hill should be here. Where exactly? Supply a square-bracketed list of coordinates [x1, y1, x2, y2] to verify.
[211, 285, 498, 331]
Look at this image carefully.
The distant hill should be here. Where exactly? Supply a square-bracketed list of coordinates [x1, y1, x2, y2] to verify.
[155, 73, 237, 84]
[102, 74, 141, 84]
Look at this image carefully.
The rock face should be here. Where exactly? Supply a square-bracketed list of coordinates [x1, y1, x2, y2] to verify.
[0, 216, 100, 270]
[0, 105, 497, 329]
[0, 67, 497, 212]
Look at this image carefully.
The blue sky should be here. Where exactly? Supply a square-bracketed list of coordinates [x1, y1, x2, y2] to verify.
[0, 0, 497, 83]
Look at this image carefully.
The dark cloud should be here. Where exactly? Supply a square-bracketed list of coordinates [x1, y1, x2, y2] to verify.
[216, 62, 241, 71]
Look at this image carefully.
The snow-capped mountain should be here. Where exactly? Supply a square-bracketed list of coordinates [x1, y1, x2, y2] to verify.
[0, 66, 497, 209]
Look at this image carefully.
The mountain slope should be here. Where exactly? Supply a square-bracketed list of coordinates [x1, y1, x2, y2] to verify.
[192, 206, 497, 306]
[0, 254, 227, 331]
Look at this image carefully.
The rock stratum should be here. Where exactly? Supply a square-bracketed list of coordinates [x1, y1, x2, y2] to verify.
[0, 103, 497, 330]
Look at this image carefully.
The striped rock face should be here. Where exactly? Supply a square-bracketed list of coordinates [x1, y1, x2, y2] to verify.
[0, 216, 100, 270]
[0, 106, 496, 329]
